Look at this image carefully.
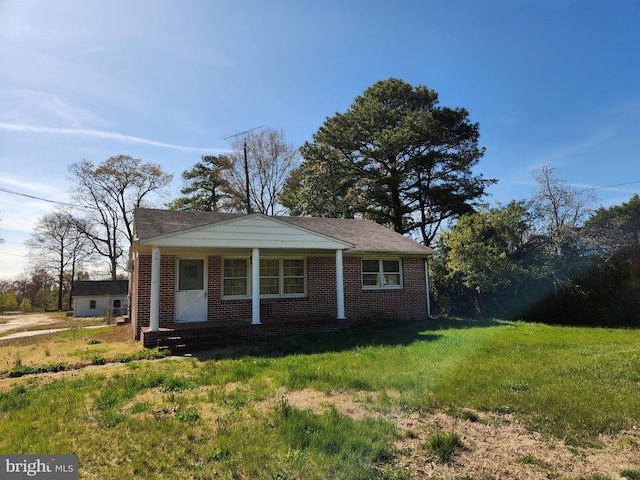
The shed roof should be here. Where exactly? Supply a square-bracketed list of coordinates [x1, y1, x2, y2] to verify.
[73, 280, 129, 296]
[133, 208, 434, 255]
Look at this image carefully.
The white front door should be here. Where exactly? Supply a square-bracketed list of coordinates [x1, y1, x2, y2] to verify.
[175, 259, 207, 322]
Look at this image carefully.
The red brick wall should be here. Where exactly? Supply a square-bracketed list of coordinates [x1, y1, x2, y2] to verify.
[133, 253, 428, 339]
[206, 256, 337, 320]
[133, 254, 176, 338]
[343, 257, 427, 324]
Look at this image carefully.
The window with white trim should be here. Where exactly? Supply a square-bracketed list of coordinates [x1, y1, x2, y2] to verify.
[222, 257, 306, 298]
[282, 258, 305, 295]
[362, 258, 402, 289]
[223, 258, 249, 297]
[260, 258, 306, 297]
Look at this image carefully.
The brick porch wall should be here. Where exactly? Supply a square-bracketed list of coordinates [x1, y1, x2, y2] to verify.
[133, 253, 428, 340]
[133, 254, 176, 339]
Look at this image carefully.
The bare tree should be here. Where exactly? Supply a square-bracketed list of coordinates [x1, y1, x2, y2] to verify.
[68, 155, 173, 279]
[226, 128, 300, 215]
[533, 164, 596, 257]
[26, 210, 90, 311]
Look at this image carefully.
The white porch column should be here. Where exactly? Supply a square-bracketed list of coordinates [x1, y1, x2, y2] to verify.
[251, 248, 261, 324]
[149, 247, 161, 332]
[335, 249, 346, 319]
[424, 258, 433, 319]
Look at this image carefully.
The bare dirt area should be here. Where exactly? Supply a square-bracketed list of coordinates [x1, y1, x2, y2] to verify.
[0, 313, 139, 376]
[0, 312, 62, 336]
[282, 389, 640, 479]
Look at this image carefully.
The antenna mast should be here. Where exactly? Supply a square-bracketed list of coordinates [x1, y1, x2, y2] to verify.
[223, 126, 263, 214]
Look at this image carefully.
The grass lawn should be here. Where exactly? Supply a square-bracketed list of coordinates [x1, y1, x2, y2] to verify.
[1, 317, 639, 479]
[0, 315, 166, 377]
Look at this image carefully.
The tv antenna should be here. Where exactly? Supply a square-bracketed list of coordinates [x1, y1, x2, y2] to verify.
[223, 126, 263, 214]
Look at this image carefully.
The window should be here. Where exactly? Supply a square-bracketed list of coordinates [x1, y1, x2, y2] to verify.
[223, 258, 249, 297]
[261, 258, 305, 297]
[113, 299, 121, 308]
[260, 258, 280, 295]
[283, 259, 305, 295]
[222, 257, 306, 298]
[178, 259, 204, 291]
[89, 300, 96, 309]
[362, 259, 402, 289]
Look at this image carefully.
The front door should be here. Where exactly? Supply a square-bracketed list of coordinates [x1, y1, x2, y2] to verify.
[175, 259, 207, 322]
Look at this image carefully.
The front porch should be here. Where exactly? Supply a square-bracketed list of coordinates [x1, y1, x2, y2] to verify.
[141, 315, 350, 352]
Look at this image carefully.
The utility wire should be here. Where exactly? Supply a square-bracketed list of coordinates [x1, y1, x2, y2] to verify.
[0, 250, 28, 258]
[0, 186, 85, 209]
[594, 180, 640, 190]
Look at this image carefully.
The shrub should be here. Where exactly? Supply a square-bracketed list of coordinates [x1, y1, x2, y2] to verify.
[91, 355, 106, 365]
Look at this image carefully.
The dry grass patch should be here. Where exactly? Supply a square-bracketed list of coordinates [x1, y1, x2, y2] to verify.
[390, 410, 640, 479]
[0, 321, 154, 378]
[260, 388, 640, 479]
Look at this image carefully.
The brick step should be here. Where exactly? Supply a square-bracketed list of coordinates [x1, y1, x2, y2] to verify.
[156, 332, 242, 353]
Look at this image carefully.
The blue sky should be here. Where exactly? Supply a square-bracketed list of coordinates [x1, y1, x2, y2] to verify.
[1, 0, 639, 278]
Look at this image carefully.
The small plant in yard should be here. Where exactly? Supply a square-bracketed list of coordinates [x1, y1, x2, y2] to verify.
[425, 431, 462, 464]
[405, 429, 418, 439]
[285, 449, 304, 462]
[159, 375, 194, 392]
[518, 454, 552, 470]
[9, 362, 66, 377]
[97, 410, 126, 428]
[90, 354, 106, 365]
[205, 446, 231, 462]
[117, 353, 132, 363]
[175, 407, 200, 423]
[446, 407, 480, 423]
[12, 352, 22, 368]
[622, 470, 640, 480]
[87, 339, 102, 345]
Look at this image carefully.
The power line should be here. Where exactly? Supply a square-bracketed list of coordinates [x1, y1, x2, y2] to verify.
[0, 250, 28, 258]
[594, 180, 640, 190]
[0, 187, 83, 209]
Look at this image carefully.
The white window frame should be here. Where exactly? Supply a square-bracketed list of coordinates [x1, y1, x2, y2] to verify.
[260, 257, 307, 298]
[221, 256, 307, 299]
[222, 257, 250, 299]
[361, 258, 403, 290]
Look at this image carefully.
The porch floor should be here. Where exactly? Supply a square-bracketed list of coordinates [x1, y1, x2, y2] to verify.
[141, 315, 350, 352]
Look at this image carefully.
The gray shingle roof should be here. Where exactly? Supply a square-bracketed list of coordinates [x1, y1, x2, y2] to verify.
[73, 280, 129, 296]
[134, 208, 434, 255]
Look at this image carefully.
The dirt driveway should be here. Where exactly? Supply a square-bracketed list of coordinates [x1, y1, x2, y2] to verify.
[0, 313, 60, 336]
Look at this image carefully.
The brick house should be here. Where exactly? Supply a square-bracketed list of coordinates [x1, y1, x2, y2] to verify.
[129, 208, 434, 349]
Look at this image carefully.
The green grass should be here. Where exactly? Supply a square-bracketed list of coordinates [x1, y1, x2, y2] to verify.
[0, 318, 639, 478]
[424, 431, 462, 463]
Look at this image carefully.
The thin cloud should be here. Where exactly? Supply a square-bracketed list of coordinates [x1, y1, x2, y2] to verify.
[0, 122, 226, 153]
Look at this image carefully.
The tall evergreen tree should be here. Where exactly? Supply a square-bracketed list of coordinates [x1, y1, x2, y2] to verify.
[168, 155, 234, 212]
[284, 78, 495, 244]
